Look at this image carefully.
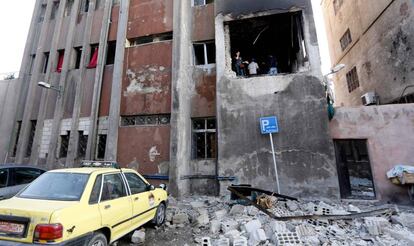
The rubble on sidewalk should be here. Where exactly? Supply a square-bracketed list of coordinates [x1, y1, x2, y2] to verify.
[148, 191, 414, 246]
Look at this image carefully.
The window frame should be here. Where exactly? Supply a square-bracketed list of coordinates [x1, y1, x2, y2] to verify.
[0, 169, 9, 188]
[193, 41, 216, 66]
[124, 172, 149, 195]
[340, 29, 352, 51]
[11, 167, 44, 186]
[99, 173, 129, 202]
[192, 118, 217, 159]
[346, 66, 360, 93]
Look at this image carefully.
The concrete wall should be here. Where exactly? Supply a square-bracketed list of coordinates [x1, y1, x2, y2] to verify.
[214, 1, 340, 199]
[322, 0, 414, 106]
[330, 105, 414, 203]
[0, 79, 21, 163]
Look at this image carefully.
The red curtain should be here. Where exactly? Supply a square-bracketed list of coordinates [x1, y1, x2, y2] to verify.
[56, 51, 64, 73]
[87, 47, 98, 68]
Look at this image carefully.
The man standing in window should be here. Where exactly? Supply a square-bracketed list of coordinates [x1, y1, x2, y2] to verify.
[248, 58, 259, 76]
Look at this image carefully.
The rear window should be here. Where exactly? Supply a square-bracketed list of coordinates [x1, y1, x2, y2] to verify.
[18, 173, 89, 201]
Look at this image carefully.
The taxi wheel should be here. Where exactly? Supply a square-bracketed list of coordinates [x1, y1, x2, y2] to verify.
[88, 232, 108, 246]
[152, 202, 166, 226]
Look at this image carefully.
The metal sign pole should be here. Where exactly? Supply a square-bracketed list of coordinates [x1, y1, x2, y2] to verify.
[269, 133, 280, 194]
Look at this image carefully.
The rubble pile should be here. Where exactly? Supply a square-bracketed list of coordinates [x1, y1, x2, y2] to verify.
[159, 196, 414, 246]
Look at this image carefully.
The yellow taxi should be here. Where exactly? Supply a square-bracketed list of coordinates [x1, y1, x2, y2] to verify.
[0, 161, 168, 245]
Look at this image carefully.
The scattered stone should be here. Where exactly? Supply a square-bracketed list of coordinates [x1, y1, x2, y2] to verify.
[233, 236, 248, 246]
[269, 221, 287, 233]
[173, 213, 189, 225]
[214, 209, 227, 218]
[131, 229, 145, 244]
[224, 229, 240, 243]
[295, 224, 316, 237]
[286, 200, 299, 212]
[273, 232, 303, 245]
[248, 228, 267, 246]
[242, 219, 262, 234]
[216, 237, 230, 246]
[229, 204, 245, 215]
[196, 213, 210, 226]
[190, 201, 205, 208]
[348, 204, 361, 213]
[221, 220, 239, 233]
[210, 219, 221, 234]
[246, 206, 260, 216]
[383, 227, 414, 244]
[391, 213, 414, 230]
[364, 217, 389, 236]
[201, 237, 212, 246]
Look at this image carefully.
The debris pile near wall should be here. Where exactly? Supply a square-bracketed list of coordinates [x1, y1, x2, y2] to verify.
[156, 196, 414, 246]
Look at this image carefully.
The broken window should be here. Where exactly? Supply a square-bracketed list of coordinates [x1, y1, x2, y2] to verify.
[391, 92, 414, 104]
[346, 67, 360, 93]
[96, 134, 107, 160]
[87, 45, 98, 68]
[121, 115, 171, 127]
[83, 0, 90, 12]
[193, 41, 215, 66]
[39, 4, 47, 22]
[192, 0, 214, 6]
[334, 139, 376, 199]
[106, 41, 116, 65]
[74, 47, 82, 69]
[43, 52, 50, 73]
[192, 118, 217, 159]
[29, 55, 36, 75]
[333, 0, 344, 15]
[50, 1, 60, 20]
[77, 131, 88, 159]
[128, 32, 173, 47]
[56, 50, 64, 72]
[25, 120, 37, 158]
[59, 131, 70, 158]
[340, 29, 352, 51]
[65, 0, 74, 17]
[228, 11, 308, 76]
[10, 121, 22, 157]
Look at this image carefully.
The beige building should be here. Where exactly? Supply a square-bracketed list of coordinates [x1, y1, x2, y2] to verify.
[322, 0, 414, 106]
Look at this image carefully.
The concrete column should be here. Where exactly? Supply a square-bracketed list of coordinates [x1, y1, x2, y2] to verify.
[65, 0, 98, 166]
[105, 0, 130, 161]
[168, 0, 193, 197]
[46, 0, 82, 169]
[0, 0, 43, 163]
[85, 0, 113, 160]
[15, 0, 56, 164]
[30, 0, 68, 165]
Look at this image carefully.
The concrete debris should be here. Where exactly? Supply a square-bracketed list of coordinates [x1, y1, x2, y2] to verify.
[147, 195, 414, 246]
[131, 229, 145, 244]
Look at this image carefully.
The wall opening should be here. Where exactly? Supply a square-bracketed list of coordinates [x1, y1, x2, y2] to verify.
[50, 1, 60, 20]
[121, 114, 171, 127]
[96, 134, 107, 160]
[127, 32, 173, 47]
[25, 120, 37, 158]
[74, 47, 82, 69]
[77, 131, 88, 159]
[106, 41, 116, 65]
[227, 11, 308, 77]
[193, 41, 215, 66]
[59, 131, 70, 158]
[334, 139, 376, 199]
[10, 121, 22, 157]
[43, 52, 50, 74]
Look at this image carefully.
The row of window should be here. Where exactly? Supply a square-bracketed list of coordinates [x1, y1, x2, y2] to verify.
[39, 0, 103, 23]
[28, 42, 116, 75]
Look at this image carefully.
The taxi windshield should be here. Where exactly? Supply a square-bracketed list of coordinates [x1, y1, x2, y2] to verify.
[18, 172, 89, 201]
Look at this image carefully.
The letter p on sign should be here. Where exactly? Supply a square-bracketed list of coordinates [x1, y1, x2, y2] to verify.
[260, 116, 279, 134]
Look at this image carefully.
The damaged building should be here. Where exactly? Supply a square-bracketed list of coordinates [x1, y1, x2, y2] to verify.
[0, 0, 340, 200]
[322, 0, 414, 203]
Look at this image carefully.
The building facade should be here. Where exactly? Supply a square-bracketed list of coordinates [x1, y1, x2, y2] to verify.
[0, 0, 340, 199]
[322, 0, 414, 106]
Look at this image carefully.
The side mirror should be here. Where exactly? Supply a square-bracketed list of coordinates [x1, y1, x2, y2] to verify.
[147, 184, 155, 191]
[159, 183, 167, 190]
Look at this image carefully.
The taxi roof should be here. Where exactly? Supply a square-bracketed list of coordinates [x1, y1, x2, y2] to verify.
[48, 167, 136, 175]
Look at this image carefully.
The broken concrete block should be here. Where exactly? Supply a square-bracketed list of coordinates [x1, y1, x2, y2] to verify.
[196, 213, 209, 226]
[221, 220, 239, 233]
[301, 236, 320, 246]
[246, 206, 260, 216]
[131, 230, 145, 244]
[233, 236, 248, 246]
[230, 204, 245, 215]
[190, 201, 205, 208]
[216, 237, 230, 246]
[248, 228, 267, 246]
[210, 219, 221, 234]
[364, 217, 389, 236]
[273, 232, 303, 245]
[201, 236, 212, 246]
[295, 224, 316, 237]
[214, 209, 227, 218]
[286, 200, 299, 212]
[224, 229, 240, 243]
[172, 213, 189, 225]
[270, 221, 287, 233]
[242, 219, 262, 234]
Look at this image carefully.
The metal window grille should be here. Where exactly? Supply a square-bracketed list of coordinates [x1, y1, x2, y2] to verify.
[78, 131, 88, 159]
[121, 115, 171, 127]
[59, 132, 70, 158]
[25, 120, 37, 157]
[340, 29, 352, 51]
[192, 118, 217, 159]
[346, 67, 360, 93]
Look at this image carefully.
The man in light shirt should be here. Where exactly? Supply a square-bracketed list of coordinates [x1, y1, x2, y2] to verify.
[248, 58, 259, 76]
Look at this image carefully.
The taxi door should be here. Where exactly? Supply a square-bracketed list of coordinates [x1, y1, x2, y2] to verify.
[123, 172, 155, 228]
[99, 173, 133, 240]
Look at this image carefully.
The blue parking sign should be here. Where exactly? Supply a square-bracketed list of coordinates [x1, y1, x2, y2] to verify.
[260, 116, 279, 134]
